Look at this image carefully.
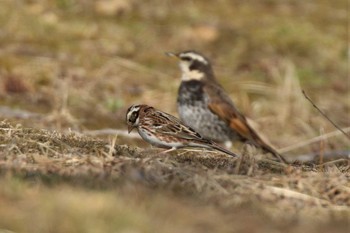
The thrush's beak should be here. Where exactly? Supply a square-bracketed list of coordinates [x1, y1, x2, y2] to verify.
[165, 52, 179, 59]
[127, 125, 134, 134]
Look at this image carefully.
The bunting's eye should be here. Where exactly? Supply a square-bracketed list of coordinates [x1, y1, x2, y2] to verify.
[129, 112, 138, 123]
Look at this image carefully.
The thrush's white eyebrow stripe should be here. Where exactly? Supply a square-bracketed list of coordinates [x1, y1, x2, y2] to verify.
[179, 52, 208, 65]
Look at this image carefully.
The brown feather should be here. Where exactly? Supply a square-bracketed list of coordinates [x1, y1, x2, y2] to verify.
[132, 104, 239, 157]
[229, 118, 251, 138]
[208, 101, 255, 142]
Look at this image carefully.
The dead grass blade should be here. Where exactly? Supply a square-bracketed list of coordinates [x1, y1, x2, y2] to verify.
[279, 127, 350, 153]
[265, 186, 331, 205]
[82, 128, 140, 139]
[316, 159, 350, 168]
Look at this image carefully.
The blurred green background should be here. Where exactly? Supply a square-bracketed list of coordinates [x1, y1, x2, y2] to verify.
[0, 0, 348, 150]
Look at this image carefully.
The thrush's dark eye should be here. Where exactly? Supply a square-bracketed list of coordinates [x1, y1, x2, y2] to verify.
[181, 56, 192, 62]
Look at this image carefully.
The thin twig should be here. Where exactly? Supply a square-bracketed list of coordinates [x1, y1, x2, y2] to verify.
[302, 90, 350, 140]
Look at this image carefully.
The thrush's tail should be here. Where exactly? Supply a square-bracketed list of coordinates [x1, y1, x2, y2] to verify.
[260, 143, 288, 164]
[246, 130, 288, 164]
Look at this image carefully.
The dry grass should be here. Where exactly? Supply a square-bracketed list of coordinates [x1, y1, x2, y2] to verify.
[0, 0, 349, 232]
[0, 121, 349, 233]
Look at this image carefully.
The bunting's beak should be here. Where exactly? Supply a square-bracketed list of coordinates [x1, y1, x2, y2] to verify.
[127, 125, 134, 134]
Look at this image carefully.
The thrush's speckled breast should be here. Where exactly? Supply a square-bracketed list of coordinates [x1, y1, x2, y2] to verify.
[178, 79, 240, 143]
[166, 50, 287, 163]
